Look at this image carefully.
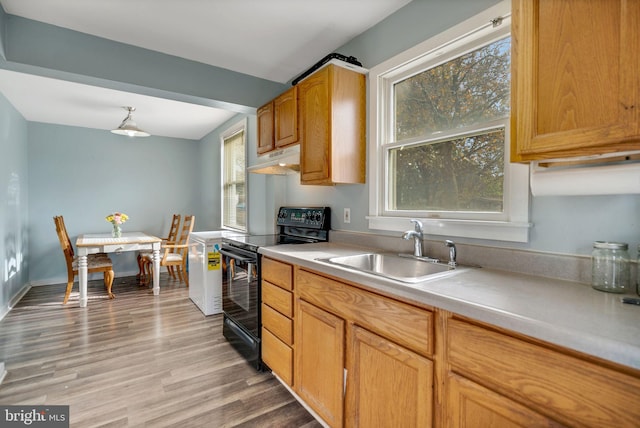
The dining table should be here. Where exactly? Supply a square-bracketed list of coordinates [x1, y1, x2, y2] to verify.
[76, 232, 162, 307]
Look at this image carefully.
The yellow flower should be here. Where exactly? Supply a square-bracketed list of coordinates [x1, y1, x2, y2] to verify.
[105, 212, 129, 224]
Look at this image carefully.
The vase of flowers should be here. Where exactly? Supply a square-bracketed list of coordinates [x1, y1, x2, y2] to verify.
[106, 212, 129, 238]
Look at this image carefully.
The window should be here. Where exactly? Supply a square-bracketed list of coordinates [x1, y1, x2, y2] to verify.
[222, 120, 247, 231]
[390, 37, 509, 214]
[368, 0, 530, 242]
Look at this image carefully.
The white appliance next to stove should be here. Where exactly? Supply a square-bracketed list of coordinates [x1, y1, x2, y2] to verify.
[188, 230, 246, 316]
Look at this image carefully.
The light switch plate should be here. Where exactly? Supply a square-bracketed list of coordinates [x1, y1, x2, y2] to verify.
[344, 208, 351, 224]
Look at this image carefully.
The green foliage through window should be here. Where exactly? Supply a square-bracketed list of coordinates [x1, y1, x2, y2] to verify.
[388, 37, 510, 214]
[389, 129, 504, 212]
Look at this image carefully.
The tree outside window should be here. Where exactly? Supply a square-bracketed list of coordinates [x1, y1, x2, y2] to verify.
[389, 37, 510, 214]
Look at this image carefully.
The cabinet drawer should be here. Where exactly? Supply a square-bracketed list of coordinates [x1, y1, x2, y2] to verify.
[262, 257, 293, 290]
[448, 318, 640, 427]
[262, 281, 293, 317]
[262, 327, 293, 386]
[262, 303, 293, 345]
[296, 269, 433, 357]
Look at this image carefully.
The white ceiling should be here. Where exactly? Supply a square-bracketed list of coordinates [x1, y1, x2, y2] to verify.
[0, 0, 412, 140]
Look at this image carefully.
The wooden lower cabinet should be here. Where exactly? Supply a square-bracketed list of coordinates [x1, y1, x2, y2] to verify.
[261, 258, 294, 386]
[265, 260, 640, 428]
[345, 325, 433, 428]
[296, 299, 345, 427]
[261, 326, 293, 385]
[446, 373, 557, 428]
[294, 268, 434, 427]
[445, 315, 640, 427]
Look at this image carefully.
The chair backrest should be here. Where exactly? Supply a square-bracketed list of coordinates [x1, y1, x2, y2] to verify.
[54, 215, 75, 257]
[165, 214, 181, 245]
[53, 216, 74, 268]
[176, 215, 195, 257]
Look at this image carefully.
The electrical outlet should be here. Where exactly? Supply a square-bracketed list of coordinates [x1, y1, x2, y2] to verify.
[344, 208, 351, 224]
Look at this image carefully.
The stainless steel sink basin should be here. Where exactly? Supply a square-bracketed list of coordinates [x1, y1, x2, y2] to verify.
[317, 253, 464, 283]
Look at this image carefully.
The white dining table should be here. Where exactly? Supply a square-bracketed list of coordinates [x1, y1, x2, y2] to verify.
[76, 232, 162, 307]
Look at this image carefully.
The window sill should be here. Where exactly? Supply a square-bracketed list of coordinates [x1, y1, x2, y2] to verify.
[367, 216, 531, 243]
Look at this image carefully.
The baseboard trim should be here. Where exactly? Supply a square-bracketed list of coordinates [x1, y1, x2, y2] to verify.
[272, 373, 329, 428]
[0, 282, 32, 322]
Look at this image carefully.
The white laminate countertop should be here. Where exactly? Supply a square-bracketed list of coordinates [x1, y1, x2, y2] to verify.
[259, 242, 640, 371]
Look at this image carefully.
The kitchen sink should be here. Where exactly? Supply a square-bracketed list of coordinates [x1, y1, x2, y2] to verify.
[317, 253, 465, 283]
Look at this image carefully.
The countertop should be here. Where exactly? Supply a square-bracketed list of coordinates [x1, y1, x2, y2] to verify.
[260, 242, 640, 371]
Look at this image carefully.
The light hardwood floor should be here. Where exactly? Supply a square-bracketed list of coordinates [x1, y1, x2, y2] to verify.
[0, 275, 321, 428]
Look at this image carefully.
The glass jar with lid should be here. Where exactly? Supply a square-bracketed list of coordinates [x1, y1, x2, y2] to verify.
[591, 241, 630, 293]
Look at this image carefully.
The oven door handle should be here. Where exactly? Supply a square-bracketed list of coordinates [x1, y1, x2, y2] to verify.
[219, 248, 256, 263]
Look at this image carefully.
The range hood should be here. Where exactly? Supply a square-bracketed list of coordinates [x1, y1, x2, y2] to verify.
[248, 145, 300, 175]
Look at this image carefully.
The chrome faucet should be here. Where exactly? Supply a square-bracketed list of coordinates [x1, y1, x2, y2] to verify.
[402, 219, 424, 257]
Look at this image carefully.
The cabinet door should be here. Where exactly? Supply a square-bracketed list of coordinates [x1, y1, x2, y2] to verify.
[257, 101, 274, 154]
[446, 373, 561, 428]
[299, 66, 331, 183]
[448, 317, 640, 427]
[345, 325, 433, 428]
[511, 0, 640, 161]
[295, 299, 345, 428]
[274, 86, 298, 148]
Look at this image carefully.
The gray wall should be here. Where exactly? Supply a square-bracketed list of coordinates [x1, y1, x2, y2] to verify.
[2, 13, 286, 112]
[0, 93, 29, 318]
[27, 123, 200, 284]
[198, 113, 272, 234]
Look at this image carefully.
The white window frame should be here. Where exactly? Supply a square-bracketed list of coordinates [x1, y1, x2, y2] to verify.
[367, 0, 531, 242]
[221, 118, 248, 232]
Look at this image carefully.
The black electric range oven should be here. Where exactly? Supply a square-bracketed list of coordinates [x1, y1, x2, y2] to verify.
[220, 207, 331, 370]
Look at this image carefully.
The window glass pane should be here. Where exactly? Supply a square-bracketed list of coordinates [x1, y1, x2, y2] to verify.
[223, 130, 246, 230]
[394, 37, 510, 141]
[388, 129, 504, 212]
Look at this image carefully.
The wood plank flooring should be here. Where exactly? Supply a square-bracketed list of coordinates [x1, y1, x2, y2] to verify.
[0, 275, 321, 428]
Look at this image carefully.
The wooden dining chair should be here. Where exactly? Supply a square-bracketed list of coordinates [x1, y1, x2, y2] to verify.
[141, 215, 195, 286]
[53, 216, 115, 304]
[137, 214, 181, 283]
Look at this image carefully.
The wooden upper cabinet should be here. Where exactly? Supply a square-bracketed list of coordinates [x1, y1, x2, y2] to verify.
[298, 64, 366, 185]
[511, 0, 640, 162]
[257, 87, 298, 156]
[274, 86, 299, 148]
[257, 101, 274, 154]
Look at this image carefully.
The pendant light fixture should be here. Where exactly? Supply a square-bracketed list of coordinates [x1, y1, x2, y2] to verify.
[111, 106, 150, 137]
